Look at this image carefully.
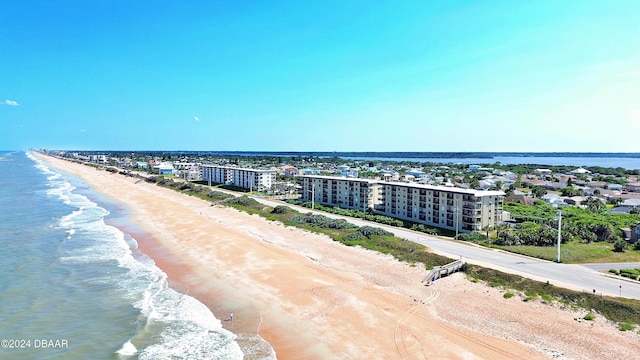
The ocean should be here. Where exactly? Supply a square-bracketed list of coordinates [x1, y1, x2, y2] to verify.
[0, 151, 249, 359]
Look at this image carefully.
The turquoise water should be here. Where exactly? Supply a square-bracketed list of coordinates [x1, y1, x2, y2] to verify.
[0, 152, 245, 359]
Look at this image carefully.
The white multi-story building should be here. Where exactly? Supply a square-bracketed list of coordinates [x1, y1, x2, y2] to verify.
[201, 165, 275, 192]
[89, 154, 108, 164]
[232, 168, 275, 192]
[300, 175, 381, 211]
[299, 175, 504, 233]
[202, 165, 233, 185]
[377, 182, 504, 232]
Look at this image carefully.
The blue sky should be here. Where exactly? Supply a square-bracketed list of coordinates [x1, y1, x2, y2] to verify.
[2, 1, 639, 152]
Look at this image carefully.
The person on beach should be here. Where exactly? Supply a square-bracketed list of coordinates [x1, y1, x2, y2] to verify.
[230, 312, 233, 322]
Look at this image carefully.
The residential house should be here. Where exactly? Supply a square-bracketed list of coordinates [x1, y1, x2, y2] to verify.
[626, 183, 640, 193]
[505, 195, 536, 206]
[622, 223, 640, 243]
[152, 163, 175, 175]
[571, 168, 591, 175]
[621, 198, 640, 209]
[607, 184, 624, 191]
[281, 165, 300, 177]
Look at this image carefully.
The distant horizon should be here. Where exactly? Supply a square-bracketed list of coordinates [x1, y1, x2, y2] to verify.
[24, 149, 640, 157]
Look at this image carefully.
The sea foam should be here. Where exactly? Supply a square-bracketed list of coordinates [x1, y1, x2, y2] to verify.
[35, 156, 244, 359]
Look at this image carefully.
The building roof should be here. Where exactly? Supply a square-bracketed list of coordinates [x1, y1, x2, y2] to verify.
[505, 195, 536, 206]
[300, 175, 505, 196]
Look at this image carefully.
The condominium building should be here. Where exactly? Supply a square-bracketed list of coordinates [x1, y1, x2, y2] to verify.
[378, 182, 504, 232]
[201, 165, 275, 192]
[232, 167, 275, 192]
[202, 165, 233, 185]
[299, 175, 504, 233]
[299, 175, 381, 211]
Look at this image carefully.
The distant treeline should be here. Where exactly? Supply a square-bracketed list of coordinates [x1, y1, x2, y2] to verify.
[61, 150, 640, 159]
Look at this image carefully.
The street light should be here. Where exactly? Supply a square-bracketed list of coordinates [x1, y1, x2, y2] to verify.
[556, 209, 562, 263]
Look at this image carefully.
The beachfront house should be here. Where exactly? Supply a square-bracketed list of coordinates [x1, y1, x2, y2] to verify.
[152, 163, 175, 175]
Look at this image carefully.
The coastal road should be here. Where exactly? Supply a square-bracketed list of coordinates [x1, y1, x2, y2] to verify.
[251, 197, 640, 300]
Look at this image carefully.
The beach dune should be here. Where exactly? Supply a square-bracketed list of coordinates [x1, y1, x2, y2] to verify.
[37, 153, 639, 359]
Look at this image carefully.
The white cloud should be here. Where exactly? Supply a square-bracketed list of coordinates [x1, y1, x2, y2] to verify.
[4, 99, 19, 106]
[194, 116, 200, 121]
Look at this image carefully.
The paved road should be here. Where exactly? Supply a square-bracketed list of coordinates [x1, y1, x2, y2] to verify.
[251, 196, 640, 300]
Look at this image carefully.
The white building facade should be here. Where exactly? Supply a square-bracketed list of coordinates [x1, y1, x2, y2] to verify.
[299, 175, 504, 233]
[201, 165, 275, 192]
[300, 175, 381, 211]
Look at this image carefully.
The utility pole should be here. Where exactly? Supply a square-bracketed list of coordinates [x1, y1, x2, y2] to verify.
[557, 210, 562, 263]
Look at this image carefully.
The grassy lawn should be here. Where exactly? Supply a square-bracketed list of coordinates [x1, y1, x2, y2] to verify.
[497, 242, 640, 263]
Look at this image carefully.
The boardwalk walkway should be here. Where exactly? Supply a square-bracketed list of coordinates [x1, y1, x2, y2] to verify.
[422, 259, 466, 286]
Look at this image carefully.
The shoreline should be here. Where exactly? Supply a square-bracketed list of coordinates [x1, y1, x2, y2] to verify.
[35, 153, 640, 359]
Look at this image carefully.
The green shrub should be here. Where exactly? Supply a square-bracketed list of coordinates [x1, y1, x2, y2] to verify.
[541, 294, 555, 303]
[271, 205, 294, 214]
[358, 226, 393, 238]
[613, 239, 629, 252]
[503, 292, 515, 299]
[227, 196, 261, 207]
[619, 323, 634, 331]
[458, 232, 488, 242]
[289, 213, 358, 229]
[342, 232, 366, 242]
[583, 313, 595, 321]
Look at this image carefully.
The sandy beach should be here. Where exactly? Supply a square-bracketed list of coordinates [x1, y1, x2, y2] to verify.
[37, 153, 639, 359]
